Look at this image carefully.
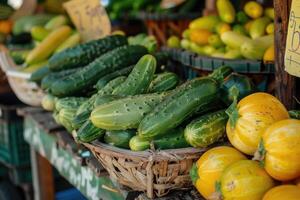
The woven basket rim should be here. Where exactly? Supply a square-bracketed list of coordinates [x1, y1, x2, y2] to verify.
[84, 141, 206, 162]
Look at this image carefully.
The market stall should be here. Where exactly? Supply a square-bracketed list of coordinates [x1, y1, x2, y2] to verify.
[0, 0, 299, 200]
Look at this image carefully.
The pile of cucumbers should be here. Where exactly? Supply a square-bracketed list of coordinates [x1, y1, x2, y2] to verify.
[38, 34, 256, 152]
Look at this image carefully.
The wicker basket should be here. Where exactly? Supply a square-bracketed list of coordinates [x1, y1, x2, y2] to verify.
[84, 141, 206, 198]
[0, 48, 44, 106]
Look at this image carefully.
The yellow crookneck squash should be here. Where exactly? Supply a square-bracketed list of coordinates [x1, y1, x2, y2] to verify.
[263, 185, 300, 200]
[217, 160, 275, 200]
[254, 119, 300, 181]
[226, 92, 289, 155]
[190, 146, 246, 199]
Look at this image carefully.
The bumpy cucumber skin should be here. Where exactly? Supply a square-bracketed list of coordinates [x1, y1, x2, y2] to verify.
[148, 72, 179, 93]
[104, 130, 136, 149]
[184, 110, 228, 148]
[41, 68, 78, 90]
[72, 95, 121, 130]
[77, 120, 105, 143]
[95, 66, 133, 90]
[91, 93, 166, 130]
[129, 128, 190, 151]
[112, 54, 157, 96]
[97, 76, 127, 96]
[48, 35, 128, 71]
[59, 108, 77, 132]
[55, 97, 87, 111]
[51, 45, 147, 97]
[138, 77, 219, 139]
[30, 65, 50, 83]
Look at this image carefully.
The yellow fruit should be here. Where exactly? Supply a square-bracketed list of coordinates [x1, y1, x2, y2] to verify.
[216, 22, 232, 35]
[264, 8, 275, 20]
[263, 45, 274, 62]
[224, 49, 242, 59]
[189, 42, 204, 55]
[250, 17, 271, 39]
[258, 119, 300, 181]
[182, 29, 191, 39]
[221, 31, 251, 49]
[167, 36, 180, 48]
[208, 34, 224, 48]
[191, 146, 246, 199]
[266, 23, 274, 34]
[22, 60, 48, 73]
[241, 35, 274, 60]
[26, 26, 72, 65]
[189, 16, 220, 32]
[226, 92, 289, 155]
[219, 160, 275, 200]
[189, 29, 212, 45]
[202, 45, 216, 56]
[112, 30, 125, 36]
[244, 1, 264, 19]
[244, 20, 254, 33]
[216, 0, 236, 24]
[263, 185, 300, 200]
[180, 39, 191, 50]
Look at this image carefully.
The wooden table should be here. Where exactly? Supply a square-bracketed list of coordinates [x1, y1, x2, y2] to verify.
[19, 108, 202, 200]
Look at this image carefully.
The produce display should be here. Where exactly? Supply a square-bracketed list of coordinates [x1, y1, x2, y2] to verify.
[167, 1, 275, 62]
[1, 1, 299, 200]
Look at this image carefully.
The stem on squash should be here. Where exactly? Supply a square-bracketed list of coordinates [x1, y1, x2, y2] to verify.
[189, 163, 199, 185]
[253, 140, 266, 167]
[209, 181, 223, 200]
[226, 86, 240, 128]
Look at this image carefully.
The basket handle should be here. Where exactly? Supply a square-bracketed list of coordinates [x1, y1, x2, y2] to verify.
[0, 45, 19, 73]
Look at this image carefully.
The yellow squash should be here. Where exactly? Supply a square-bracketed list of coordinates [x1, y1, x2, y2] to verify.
[218, 160, 275, 200]
[189, 29, 212, 45]
[191, 146, 246, 199]
[216, 0, 236, 24]
[244, 1, 263, 19]
[258, 119, 300, 181]
[263, 45, 275, 62]
[263, 185, 300, 200]
[226, 92, 289, 155]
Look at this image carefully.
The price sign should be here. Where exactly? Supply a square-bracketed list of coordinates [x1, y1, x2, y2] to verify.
[160, 0, 186, 9]
[285, 0, 300, 77]
[63, 0, 111, 42]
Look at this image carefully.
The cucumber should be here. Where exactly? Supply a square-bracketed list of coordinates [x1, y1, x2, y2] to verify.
[91, 93, 167, 130]
[76, 120, 105, 143]
[129, 128, 190, 151]
[72, 76, 126, 129]
[220, 73, 255, 105]
[26, 26, 72, 65]
[59, 108, 77, 132]
[30, 65, 50, 83]
[138, 77, 219, 139]
[94, 66, 133, 90]
[184, 110, 228, 148]
[48, 35, 128, 71]
[112, 54, 157, 96]
[53, 111, 61, 125]
[41, 68, 78, 90]
[41, 94, 55, 111]
[148, 72, 179, 93]
[104, 130, 136, 149]
[289, 110, 300, 119]
[72, 95, 121, 130]
[50, 45, 148, 97]
[55, 97, 87, 111]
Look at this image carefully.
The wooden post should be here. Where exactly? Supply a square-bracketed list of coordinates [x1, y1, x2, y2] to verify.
[203, 0, 217, 16]
[274, 0, 299, 109]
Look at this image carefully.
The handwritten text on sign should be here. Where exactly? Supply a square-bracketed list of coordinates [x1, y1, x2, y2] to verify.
[63, 0, 111, 42]
[285, 0, 300, 77]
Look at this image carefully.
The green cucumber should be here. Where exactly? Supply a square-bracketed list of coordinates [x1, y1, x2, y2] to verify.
[41, 68, 78, 90]
[138, 77, 219, 139]
[129, 128, 190, 151]
[59, 108, 77, 132]
[148, 72, 179, 93]
[184, 110, 228, 148]
[76, 120, 105, 143]
[51, 45, 148, 97]
[72, 95, 121, 130]
[220, 73, 255, 105]
[97, 76, 127, 95]
[55, 97, 87, 111]
[94, 66, 133, 90]
[104, 130, 136, 149]
[30, 65, 50, 83]
[48, 35, 128, 71]
[91, 93, 167, 130]
[112, 54, 156, 96]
